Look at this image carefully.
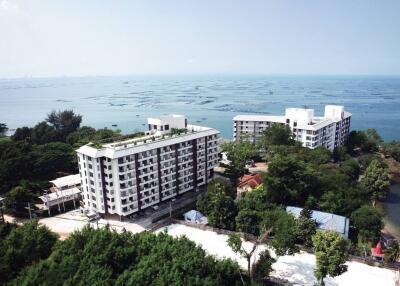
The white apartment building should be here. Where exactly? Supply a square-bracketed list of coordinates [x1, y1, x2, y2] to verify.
[233, 105, 351, 151]
[76, 115, 219, 219]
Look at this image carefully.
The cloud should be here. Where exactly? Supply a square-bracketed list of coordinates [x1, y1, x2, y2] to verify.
[0, 0, 19, 13]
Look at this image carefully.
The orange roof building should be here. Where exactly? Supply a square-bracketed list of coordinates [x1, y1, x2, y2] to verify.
[237, 173, 263, 199]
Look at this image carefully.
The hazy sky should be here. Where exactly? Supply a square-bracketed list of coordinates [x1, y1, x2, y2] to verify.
[1, 0, 400, 78]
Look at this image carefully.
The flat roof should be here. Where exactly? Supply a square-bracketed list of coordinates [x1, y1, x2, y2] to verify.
[233, 114, 286, 123]
[76, 124, 219, 159]
[49, 174, 81, 188]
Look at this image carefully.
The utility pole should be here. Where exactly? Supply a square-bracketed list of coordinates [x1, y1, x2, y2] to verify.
[27, 202, 32, 219]
[169, 200, 172, 218]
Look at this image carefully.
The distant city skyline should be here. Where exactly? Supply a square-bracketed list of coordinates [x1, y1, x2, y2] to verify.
[1, 0, 400, 78]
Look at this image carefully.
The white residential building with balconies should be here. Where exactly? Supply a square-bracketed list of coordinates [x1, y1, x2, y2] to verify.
[76, 115, 219, 218]
[233, 105, 351, 151]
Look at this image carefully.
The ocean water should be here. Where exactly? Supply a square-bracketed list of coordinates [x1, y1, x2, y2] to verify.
[0, 75, 400, 140]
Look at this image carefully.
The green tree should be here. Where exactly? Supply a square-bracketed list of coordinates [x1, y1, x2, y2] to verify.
[235, 184, 273, 236]
[260, 123, 294, 147]
[0, 123, 8, 136]
[350, 205, 383, 243]
[227, 232, 271, 281]
[358, 154, 386, 171]
[312, 230, 350, 286]
[332, 146, 350, 162]
[384, 241, 400, 263]
[197, 178, 236, 230]
[46, 109, 82, 140]
[263, 154, 319, 206]
[4, 186, 35, 214]
[31, 121, 59, 144]
[260, 209, 298, 256]
[252, 249, 275, 282]
[221, 139, 258, 185]
[361, 159, 390, 204]
[32, 142, 77, 179]
[382, 141, 400, 162]
[340, 159, 361, 181]
[11, 226, 242, 286]
[347, 129, 382, 153]
[12, 126, 32, 141]
[0, 220, 58, 284]
[295, 207, 317, 248]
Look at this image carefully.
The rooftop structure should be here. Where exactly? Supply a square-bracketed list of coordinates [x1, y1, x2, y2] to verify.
[237, 173, 263, 199]
[183, 210, 208, 224]
[233, 105, 351, 151]
[49, 174, 81, 192]
[76, 115, 220, 218]
[286, 206, 350, 238]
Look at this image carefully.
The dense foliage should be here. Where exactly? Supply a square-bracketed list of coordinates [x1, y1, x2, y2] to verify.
[221, 139, 258, 185]
[382, 141, 400, 162]
[361, 159, 390, 203]
[10, 226, 242, 286]
[295, 207, 317, 248]
[197, 178, 236, 230]
[0, 110, 121, 215]
[350, 205, 383, 243]
[0, 220, 58, 284]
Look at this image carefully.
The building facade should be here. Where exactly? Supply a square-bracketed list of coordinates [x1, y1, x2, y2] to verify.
[76, 115, 219, 218]
[233, 105, 351, 151]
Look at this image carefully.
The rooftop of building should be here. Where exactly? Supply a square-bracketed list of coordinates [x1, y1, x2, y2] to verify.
[238, 173, 263, 188]
[76, 115, 219, 158]
[286, 206, 349, 237]
[234, 105, 351, 131]
[49, 174, 81, 189]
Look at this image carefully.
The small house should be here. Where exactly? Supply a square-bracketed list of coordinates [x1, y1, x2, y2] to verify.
[237, 173, 262, 199]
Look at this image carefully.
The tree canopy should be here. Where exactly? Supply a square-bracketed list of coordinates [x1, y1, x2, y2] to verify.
[382, 141, 400, 162]
[197, 178, 236, 230]
[312, 230, 350, 285]
[350, 205, 383, 243]
[221, 139, 258, 185]
[10, 226, 242, 286]
[46, 109, 82, 140]
[361, 159, 390, 203]
[0, 220, 58, 284]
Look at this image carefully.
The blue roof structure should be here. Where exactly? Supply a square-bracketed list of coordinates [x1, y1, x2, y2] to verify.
[286, 206, 349, 238]
[183, 210, 207, 224]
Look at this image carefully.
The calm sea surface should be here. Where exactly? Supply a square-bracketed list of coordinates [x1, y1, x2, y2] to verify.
[1, 75, 400, 140]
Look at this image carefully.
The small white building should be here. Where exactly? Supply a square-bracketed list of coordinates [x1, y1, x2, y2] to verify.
[183, 210, 208, 224]
[38, 174, 82, 212]
[49, 174, 81, 192]
[233, 105, 351, 151]
[286, 206, 350, 238]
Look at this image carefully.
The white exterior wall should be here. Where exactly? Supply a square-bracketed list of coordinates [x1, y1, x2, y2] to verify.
[233, 105, 351, 151]
[77, 120, 219, 218]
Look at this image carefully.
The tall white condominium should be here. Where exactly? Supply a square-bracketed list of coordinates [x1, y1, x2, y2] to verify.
[233, 105, 351, 151]
[76, 115, 220, 218]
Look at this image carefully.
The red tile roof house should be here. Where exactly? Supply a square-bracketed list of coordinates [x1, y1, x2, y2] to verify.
[237, 173, 263, 199]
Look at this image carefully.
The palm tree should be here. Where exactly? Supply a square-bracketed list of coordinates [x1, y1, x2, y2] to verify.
[384, 241, 400, 262]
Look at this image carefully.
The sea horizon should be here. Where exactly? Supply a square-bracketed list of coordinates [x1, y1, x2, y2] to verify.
[1, 74, 400, 141]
